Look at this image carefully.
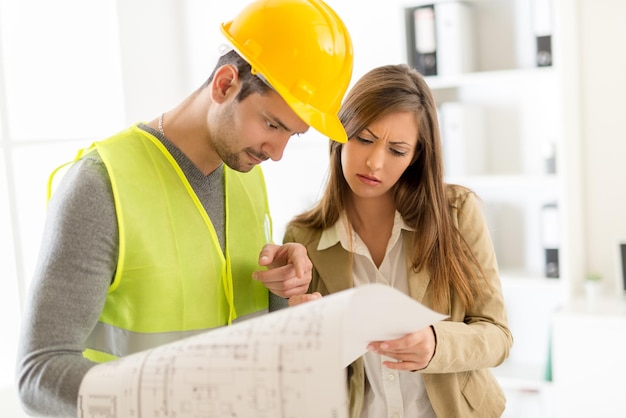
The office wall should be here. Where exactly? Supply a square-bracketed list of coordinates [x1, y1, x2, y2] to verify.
[577, 0, 626, 292]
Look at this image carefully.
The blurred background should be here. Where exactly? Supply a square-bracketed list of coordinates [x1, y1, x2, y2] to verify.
[1, 0, 625, 417]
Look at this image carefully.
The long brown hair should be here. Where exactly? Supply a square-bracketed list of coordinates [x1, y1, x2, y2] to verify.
[289, 64, 486, 311]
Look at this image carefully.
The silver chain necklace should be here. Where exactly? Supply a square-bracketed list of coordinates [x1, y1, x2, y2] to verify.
[158, 113, 166, 136]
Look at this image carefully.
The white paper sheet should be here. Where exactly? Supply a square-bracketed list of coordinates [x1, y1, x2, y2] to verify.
[77, 283, 447, 418]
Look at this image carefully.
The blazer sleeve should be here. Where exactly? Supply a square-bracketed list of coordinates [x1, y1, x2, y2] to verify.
[424, 190, 513, 373]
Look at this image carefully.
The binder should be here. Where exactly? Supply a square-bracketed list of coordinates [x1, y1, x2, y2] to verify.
[409, 5, 437, 76]
[532, 0, 553, 66]
[439, 102, 485, 177]
[541, 203, 559, 278]
[618, 241, 626, 296]
[434, 1, 475, 76]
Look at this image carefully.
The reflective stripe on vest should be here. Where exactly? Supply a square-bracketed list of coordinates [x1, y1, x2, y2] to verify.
[50, 125, 272, 362]
[84, 309, 268, 358]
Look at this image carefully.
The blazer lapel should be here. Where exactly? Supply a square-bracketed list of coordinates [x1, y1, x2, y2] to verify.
[308, 242, 354, 295]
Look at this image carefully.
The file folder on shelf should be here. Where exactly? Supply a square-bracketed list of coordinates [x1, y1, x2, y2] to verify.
[532, 0, 553, 66]
[434, 1, 475, 76]
[405, 1, 475, 76]
[405, 4, 437, 76]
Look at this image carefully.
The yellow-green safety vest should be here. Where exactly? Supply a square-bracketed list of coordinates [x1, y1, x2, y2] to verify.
[49, 125, 271, 362]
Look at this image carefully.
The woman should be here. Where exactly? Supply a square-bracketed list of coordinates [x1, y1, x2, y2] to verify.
[283, 64, 512, 418]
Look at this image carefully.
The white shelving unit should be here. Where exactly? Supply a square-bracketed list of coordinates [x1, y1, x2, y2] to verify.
[405, 0, 583, 416]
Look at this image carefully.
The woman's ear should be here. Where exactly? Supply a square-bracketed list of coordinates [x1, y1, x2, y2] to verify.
[211, 64, 240, 103]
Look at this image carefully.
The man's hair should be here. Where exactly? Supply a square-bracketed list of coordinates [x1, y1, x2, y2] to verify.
[203, 50, 272, 101]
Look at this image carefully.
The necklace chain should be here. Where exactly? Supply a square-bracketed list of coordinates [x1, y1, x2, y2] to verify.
[158, 113, 165, 136]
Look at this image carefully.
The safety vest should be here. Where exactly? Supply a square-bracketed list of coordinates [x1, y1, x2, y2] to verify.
[50, 125, 272, 362]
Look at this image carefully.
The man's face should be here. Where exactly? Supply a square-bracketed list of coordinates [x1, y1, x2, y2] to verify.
[210, 82, 309, 173]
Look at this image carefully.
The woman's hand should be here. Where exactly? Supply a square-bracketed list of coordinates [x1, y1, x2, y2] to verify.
[367, 326, 437, 371]
[287, 292, 322, 307]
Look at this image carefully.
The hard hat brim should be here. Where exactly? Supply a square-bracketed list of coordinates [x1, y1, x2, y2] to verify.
[287, 99, 348, 143]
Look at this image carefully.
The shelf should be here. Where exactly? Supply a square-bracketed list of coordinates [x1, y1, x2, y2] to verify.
[402, 1, 579, 416]
[492, 360, 552, 391]
[446, 174, 557, 190]
[500, 272, 562, 287]
[424, 66, 556, 90]
[557, 297, 626, 317]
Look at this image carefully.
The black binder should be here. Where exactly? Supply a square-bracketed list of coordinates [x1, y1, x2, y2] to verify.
[405, 5, 437, 76]
[533, 0, 553, 67]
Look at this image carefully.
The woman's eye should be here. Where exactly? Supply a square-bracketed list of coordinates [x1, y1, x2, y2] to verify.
[356, 136, 373, 144]
[266, 121, 278, 130]
[390, 148, 407, 156]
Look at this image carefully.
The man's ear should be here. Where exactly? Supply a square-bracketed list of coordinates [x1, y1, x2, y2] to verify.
[211, 64, 240, 103]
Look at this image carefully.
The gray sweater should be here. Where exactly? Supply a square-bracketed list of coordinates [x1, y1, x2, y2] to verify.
[16, 124, 284, 417]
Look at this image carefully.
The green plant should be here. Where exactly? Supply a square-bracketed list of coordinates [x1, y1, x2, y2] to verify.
[585, 273, 602, 282]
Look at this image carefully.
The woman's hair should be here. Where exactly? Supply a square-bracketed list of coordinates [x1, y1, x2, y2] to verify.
[289, 64, 486, 311]
[202, 50, 271, 101]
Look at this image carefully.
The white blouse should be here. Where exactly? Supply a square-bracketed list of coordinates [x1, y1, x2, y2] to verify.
[318, 212, 436, 418]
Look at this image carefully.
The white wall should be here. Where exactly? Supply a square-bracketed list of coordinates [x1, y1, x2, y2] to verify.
[0, 3, 126, 411]
[577, 0, 626, 292]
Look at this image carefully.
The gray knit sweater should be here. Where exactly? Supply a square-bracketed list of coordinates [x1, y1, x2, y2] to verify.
[16, 124, 285, 417]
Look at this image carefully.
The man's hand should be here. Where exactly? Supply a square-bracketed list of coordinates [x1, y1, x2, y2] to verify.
[253, 243, 312, 298]
[366, 326, 437, 371]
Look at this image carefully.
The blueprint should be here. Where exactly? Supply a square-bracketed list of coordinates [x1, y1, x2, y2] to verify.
[77, 283, 447, 418]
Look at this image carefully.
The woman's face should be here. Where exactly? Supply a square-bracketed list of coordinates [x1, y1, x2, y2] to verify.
[341, 111, 418, 201]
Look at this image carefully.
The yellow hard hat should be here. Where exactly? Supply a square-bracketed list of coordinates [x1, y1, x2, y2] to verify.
[221, 0, 354, 143]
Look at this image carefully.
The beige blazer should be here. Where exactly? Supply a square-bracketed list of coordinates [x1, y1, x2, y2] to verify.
[284, 186, 513, 418]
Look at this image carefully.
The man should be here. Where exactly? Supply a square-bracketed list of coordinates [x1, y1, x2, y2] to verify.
[16, 0, 353, 416]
